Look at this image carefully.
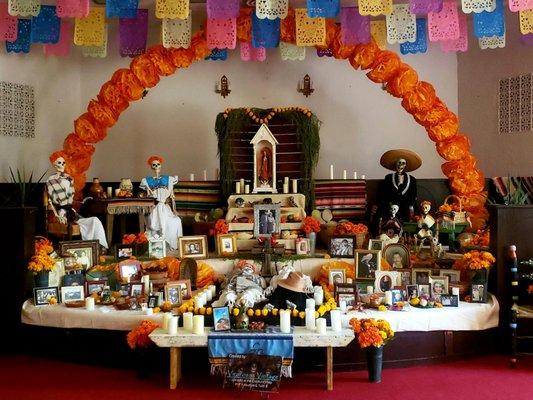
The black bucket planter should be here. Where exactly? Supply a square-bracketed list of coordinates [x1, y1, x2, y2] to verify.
[366, 346, 384, 383]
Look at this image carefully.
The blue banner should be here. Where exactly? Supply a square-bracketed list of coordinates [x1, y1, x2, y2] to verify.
[307, 0, 340, 18]
[31, 6, 60, 44]
[252, 14, 280, 49]
[6, 19, 31, 54]
[401, 18, 428, 55]
[106, 0, 138, 18]
[206, 48, 228, 60]
[473, 0, 504, 38]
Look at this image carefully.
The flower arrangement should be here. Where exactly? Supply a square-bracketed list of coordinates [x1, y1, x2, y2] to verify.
[214, 219, 229, 235]
[127, 320, 159, 350]
[35, 237, 53, 255]
[122, 232, 148, 245]
[471, 228, 490, 247]
[349, 318, 395, 348]
[334, 222, 368, 235]
[28, 238, 56, 273]
[302, 216, 321, 234]
[454, 250, 495, 270]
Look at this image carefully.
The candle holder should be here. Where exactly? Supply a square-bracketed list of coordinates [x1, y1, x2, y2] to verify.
[297, 74, 314, 97]
[215, 75, 231, 98]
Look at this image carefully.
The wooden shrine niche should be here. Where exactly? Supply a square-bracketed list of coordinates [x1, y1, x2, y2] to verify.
[251, 124, 279, 193]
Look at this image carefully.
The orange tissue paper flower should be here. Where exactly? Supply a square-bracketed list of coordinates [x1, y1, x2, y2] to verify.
[97, 81, 129, 115]
[332, 28, 357, 59]
[413, 98, 449, 127]
[237, 7, 252, 43]
[436, 134, 471, 161]
[281, 8, 296, 43]
[111, 69, 144, 101]
[168, 47, 194, 69]
[191, 31, 211, 61]
[441, 154, 476, 178]
[302, 216, 321, 234]
[401, 81, 437, 114]
[352, 40, 380, 70]
[74, 113, 106, 144]
[127, 320, 159, 350]
[147, 45, 176, 76]
[87, 99, 118, 128]
[426, 112, 459, 142]
[386, 64, 418, 98]
[366, 51, 401, 83]
[63, 133, 95, 158]
[214, 219, 229, 235]
[130, 54, 161, 88]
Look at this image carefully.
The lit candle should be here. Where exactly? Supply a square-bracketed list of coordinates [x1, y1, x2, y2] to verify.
[367, 285, 374, 295]
[203, 170, 207, 181]
[316, 318, 327, 335]
[194, 296, 204, 309]
[452, 287, 460, 296]
[339, 300, 347, 312]
[361, 174, 366, 180]
[235, 181, 241, 194]
[141, 275, 150, 295]
[183, 312, 194, 332]
[353, 171, 358, 179]
[292, 179, 298, 193]
[313, 289, 324, 306]
[343, 170, 347, 180]
[330, 310, 342, 332]
[283, 183, 289, 194]
[163, 312, 172, 330]
[145, 308, 153, 315]
[280, 310, 291, 333]
[193, 315, 204, 335]
[85, 297, 95, 311]
[244, 184, 250, 194]
[305, 308, 316, 331]
[330, 165, 334, 180]
[385, 291, 393, 305]
[306, 298, 316, 309]
[190, 173, 195, 181]
[168, 316, 178, 335]
[106, 187, 112, 198]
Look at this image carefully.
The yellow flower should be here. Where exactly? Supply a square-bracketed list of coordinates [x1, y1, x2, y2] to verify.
[206, 307, 213, 315]
[378, 305, 387, 312]
[298, 311, 306, 319]
[255, 309, 262, 317]
[153, 307, 161, 313]
[48, 296, 58, 305]
[380, 331, 387, 339]
[247, 308, 254, 317]
[187, 306, 194, 313]
[272, 308, 279, 316]
[233, 308, 240, 317]
[261, 309, 269, 317]
[291, 309, 299, 318]
[199, 307, 206, 315]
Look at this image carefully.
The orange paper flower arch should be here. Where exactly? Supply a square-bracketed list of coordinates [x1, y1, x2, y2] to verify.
[52, 9, 487, 230]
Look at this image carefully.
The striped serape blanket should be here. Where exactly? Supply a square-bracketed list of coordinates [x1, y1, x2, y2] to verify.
[173, 180, 222, 216]
[314, 179, 367, 220]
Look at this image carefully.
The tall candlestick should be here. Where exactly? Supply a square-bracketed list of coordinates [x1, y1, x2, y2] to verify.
[209, 285, 216, 298]
[240, 179, 245, 192]
[168, 316, 178, 335]
[292, 179, 297, 193]
[339, 300, 347, 312]
[141, 275, 150, 295]
[114, 188, 120, 197]
[343, 170, 347, 180]
[193, 315, 204, 335]
[190, 173, 195, 181]
[305, 308, 316, 331]
[205, 289, 213, 302]
[330, 310, 342, 332]
[85, 297, 95, 311]
[284, 176, 289, 186]
[283, 183, 289, 194]
[235, 181, 241, 194]
[330, 165, 334, 180]
[306, 298, 316, 309]
[194, 296, 204, 309]
[280, 310, 291, 333]
[106, 186, 113, 198]
[203, 170, 207, 181]
[316, 318, 327, 335]
[183, 312, 193, 332]
[353, 171, 358, 179]
[163, 312, 172, 331]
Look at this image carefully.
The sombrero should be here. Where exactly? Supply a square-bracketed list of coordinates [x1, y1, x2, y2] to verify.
[380, 149, 422, 172]
[278, 271, 307, 293]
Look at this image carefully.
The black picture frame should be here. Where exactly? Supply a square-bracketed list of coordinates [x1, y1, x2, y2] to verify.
[86, 279, 108, 295]
[213, 306, 231, 331]
[147, 295, 159, 308]
[390, 289, 404, 304]
[58, 240, 100, 271]
[334, 283, 359, 304]
[406, 284, 419, 299]
[440, 294, 459, 307]
[328, 235, 355, 258]
[115, 244, 135, 260]
[63, 271, 85, 287]
[33, 286, 60, 306]
[471, 283, 487, 303]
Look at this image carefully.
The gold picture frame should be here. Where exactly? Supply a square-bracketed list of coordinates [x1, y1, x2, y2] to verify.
[216, 234, 238, 256]
[178, 235, 208, 259]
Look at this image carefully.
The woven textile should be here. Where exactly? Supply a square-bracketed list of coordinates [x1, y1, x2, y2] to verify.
[162, 12, 191, 48]
[314, 179, 367, 220]
[173, 181, 222, 216]
[31, 5, 60, 44]
[295, 7, 325, 46]
[44, 20, 72, 56]
[155, 0, 188, 19]
[340, 7, 370, 45]
[56, 0, 89, 18]
[74, 6, 105, 46]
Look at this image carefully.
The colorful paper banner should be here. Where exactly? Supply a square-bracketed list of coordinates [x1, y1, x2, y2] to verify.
[462, 0, 496, 13]
[119, 8, 148, 57]
[56, 0, 89, 18]
[155, 0, 189, 20]
[295, 8, 325, 46]
[162, 12, 191, 49]
[31, 5, 60, 44]
[473, 0, 504, 38]
[371, 19, 387, 49]
[8, 0, 40, 17]
[207, 0, 240, 19]
[509, 0, 533, 12]
[307, 0, 340, 18]
[74, 6, 106, 46]
[280, 41, 306, 60]
[6, 18, 31, 53]
[256, 0, 288, 20]
[358, 0, 393, 17]
[479, 32, 505, 48]
[519, 9, 533, 34]
[44, 20, 72, 56]
[386, 3, 417, 44]
[106, 0, 138, 18]
[207, 17, 237, 49]
[409, 0, 443, 14]
[252, 12, 280, 48]
[81, 24, 107, 57]
[1, 2, 18, 41]
[440, 13, 468, 52]
[205, 48, 227, 60]
[428, 0, 460, 41]
[240, 41, 266, 61]
[400, 18, 428, 54]
[340, 6, 370, 45]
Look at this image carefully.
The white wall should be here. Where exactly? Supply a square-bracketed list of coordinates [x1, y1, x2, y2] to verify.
[1, 23, 458, 183]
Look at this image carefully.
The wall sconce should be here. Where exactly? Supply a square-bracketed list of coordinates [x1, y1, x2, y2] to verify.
[215, 75, 231, 98]
[297, 74, 314, 97]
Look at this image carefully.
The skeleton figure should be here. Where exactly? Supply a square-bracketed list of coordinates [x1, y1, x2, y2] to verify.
[378, 203, 402, 246]
[417, 200, 436, 239]
[46, 152, 108, 248]
[140, 156, 183, 250]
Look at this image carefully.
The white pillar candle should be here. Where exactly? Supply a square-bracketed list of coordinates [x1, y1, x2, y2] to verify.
[145, 308, 153, 316]
[203, 170, 207, 181]
[240, 179, 245, 192]
[193, 315, 204, 335]
[194, 296, 204, 309]
[183, 312, 193, 332]
[205, 289, 213, 302]
[330, 165, 334, 180]
[168, 316, 178, 335]
[385, 291, 393, 305]
[346, 278, 353, 284]
[163, 312, 172, 331]
[284, 176, 289, 186]
[209, 285, 217, 298]
[235, 181, 241, 194]
[141, 275, 150, 295]
[361, 174, 366, 180]
[114, 188, 120, 197]
[85, 297, 95, 311]
[316, 318, 327, 335]
[280, 310, 291, 333]
[339, 300, 347, 312]
[244, 184, 250, 194]
[343, 170, 347, 180]
[292, 179, 298, 193]
[452, 287, 460, 296]
[106, 186, 113, 198]
[330, 310, 342, 332]
[305, 308, 316, 331]
[189, 173, 195, 181]
[353, 171, 358, 179]
[306, 298, 316, 309]
[313, 289, 324, 306]
[367, 286, 374, 295]
[283, 183, 289, 194]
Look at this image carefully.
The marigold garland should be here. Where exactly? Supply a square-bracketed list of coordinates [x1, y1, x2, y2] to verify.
[223, 107, 314, 125]
[333, 222, 368, 235]
[214, 219, 229, 235]
[454, 250, 495, 270]
[122, 232, 148, 245]
[127, 320, 159, 350]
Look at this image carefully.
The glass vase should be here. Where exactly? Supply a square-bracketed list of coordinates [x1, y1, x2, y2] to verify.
[306, 232, 316, 256]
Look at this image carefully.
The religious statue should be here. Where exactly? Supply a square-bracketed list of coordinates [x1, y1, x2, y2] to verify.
[258, 147, 272, 185]
[139, 156, 183, 250]
[46, 152, 108, 248]
[379, 149, 421, 221]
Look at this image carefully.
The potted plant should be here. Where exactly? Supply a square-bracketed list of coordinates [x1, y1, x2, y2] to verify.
[349, 318, 395, 383]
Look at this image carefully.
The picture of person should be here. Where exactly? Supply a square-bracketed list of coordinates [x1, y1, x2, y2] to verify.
[356, 251, 380, 279]
[391, 252, 403, 268]
[118, 247, 133, 259]
[391, 289, 403, 303]
[338, 294, 356, 307]
[130, 284, 144, 297]
[379, 275, 393, 292]
[406, 285, 418, 299]
[413, 269, 430, 284]
[148, 296, 158, 308]
[368, 240, 384, 251]
[384, 244, 410, 270]
[35, 288, 59, 305]
[329, 269, 345, 286]
[213, 307, 231, 331]
[329, 237, 354, 258]
[472, 284, 484, 302]
[69, 249, 92, 270]
[259, 209, 277, 235]
[223, 239, 232, 251]
[167, 287, 180, 305]
[418, 284, 431, 296]
[149, 240, 166, 259]
[433, 282, 445, 295]
[441, 296, 451, 306]
[187, 242, 200, 254]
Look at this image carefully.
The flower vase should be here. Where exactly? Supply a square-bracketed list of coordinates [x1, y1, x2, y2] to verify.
[234, 311, 249, 330]
[34, 271, 49, 288]
[306, 232, 316, 256]
[365, 346, 384, 383]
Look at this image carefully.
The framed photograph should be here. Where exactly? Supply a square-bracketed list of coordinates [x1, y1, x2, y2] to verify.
[213, 306, 231, 331]
[59, 240, 99, 270]
[165, 280, 191, 305]
[63, 271, 85, 287]
[397, 269, 412, 287]
[429, 276, 449, 300]
[295, 237, 310, 255]
[120, 283, 131, 296]
[147, 295, 159, 308]
[417, 284, 432, 297]
[118, 259, 142, 283]
[33, 286, 60, 306]
[61, 285, 85, 303]
[337, 293, 357, 307]
[217, 234, 238, 256]
[406, 285, 419, 299]
[368, 239, 385, 251]
[115, 244, 135, 260]
[383, 244, 410, 269]
[149, 239, 166, 259]
[329, 235, 355, 258]
[390, 289, 404, 304]
[355, 280, 373, 295]
[253, 204, 281, 238]
[334, 283, 358, 304]
[355, 250, 382, 280]
[412, 268, 432, 285]
[86, 279, 107, 295]
[129, 282, 144, 298]
[178, 236, 208, 259]
[439, 270, 461, 284]
[471, 284, 487, 303]
[440, 294, 459, 307]
[328, 269, 346, 286]
[374, 271, 400, 293]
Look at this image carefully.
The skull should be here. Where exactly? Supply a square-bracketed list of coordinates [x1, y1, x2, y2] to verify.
[151, 160, 162, 172]
[421, 202, 431, 215]
[53, 157, 66, 173]
[396, 158, 407, 174]
[390, 204, 399, 218]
